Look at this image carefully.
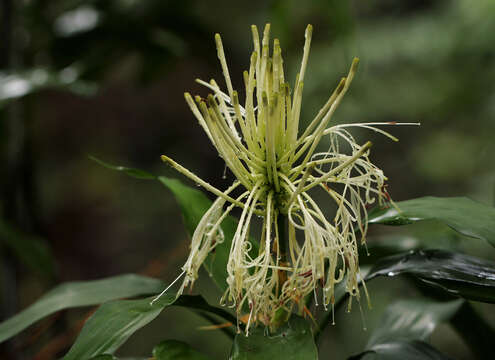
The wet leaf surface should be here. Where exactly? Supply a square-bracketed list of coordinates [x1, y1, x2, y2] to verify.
[366, 249, 495, 303]
[349, 340, 453, 360]
[366, 299, 463, 347]
[349, 298, 460, 360]
[368, 197, 495, 247]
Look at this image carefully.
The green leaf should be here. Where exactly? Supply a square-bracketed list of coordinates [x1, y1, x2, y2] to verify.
[230, 316, 318, 360]
[349, 340, 452, 360]
[89, 156, 156, 180]
[91, 156, 248, 292]
[157, 176, 243, 292]
[157, 177, 211, 238]
[0, 274, 165, 343]
[89, 357, 148, 360]
[63, 296, 172, 360]
[173, 295, 236, 324]
[362, 221, 464, 262]
[350, 298, 460, 360]
[153, 340, 213, 360]
[0, 218, 54, 277]
[368, 197, 495, 247]
[63, 294, 232, 360]
[366, 249, 495, 303]
[366, 299, 463, 348]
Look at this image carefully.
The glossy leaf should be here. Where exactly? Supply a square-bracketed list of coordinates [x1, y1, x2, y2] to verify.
[230, 316, 317, 360]
[0, 274, 164, 343]
[368, 197, 495, 247]
[366, 299, 463, 347]
[350, 298, 460, 360]
[366, 249, 495, 303]
[153, 340, 212, 360]
[362, 221, 464, 261]
[63, 294, 231, 360]
[349, 340, 453, 360]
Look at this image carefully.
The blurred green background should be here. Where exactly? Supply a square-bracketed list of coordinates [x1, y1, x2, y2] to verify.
[1, 0, 494, 359]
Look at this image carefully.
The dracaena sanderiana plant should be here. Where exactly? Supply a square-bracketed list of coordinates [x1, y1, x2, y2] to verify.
[158, 24, 414, 334]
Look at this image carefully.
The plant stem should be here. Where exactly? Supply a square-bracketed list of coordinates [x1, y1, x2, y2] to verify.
[277, 212, 287, 295]
[270, 212, 289, 328]
[277, 212, 287, 257]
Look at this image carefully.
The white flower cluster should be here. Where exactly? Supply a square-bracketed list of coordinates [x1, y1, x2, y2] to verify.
[159, 24, 416, 333]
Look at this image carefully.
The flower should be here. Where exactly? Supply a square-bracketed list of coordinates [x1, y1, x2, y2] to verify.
[159, 24, 416, 333]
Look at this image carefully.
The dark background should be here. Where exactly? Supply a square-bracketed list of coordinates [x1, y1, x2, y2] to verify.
[1, 0, 495, 359]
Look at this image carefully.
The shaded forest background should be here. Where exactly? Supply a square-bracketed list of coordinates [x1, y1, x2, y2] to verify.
[1, 0, 494, 359]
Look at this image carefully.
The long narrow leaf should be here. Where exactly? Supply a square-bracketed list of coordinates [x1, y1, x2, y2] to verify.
[366, 299, 463, 348]
[368, 197, 495, 247]
[63, 294, 231, 359]
[90, 156, 253, 292]
[349, 340, 453, 360]
[0, 274, 165, 343]
[318, 248, 495, 341]
[350, 298, 460, 360]
[366, 249, 495, 303]
[63, 295, 173, 359]
[88, 156, 156, 180]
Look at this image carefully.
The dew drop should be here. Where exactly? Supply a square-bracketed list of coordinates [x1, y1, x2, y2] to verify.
[222, 164, 228, 179]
